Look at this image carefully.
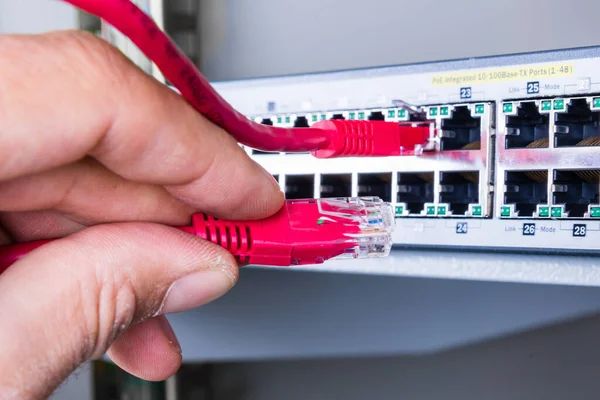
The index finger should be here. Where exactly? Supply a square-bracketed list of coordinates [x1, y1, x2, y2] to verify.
[0, 31, 283, 219]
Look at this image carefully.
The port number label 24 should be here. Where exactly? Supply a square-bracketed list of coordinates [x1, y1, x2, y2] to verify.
[460, 87, 472, 99]
[573, 224, 587, 237]
[456, 223, 468, 234]
[527, 81, 540, 94]
[523, 223, 536, 236]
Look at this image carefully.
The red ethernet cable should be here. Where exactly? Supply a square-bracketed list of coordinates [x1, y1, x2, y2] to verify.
[60, 0, 433, 157]
[0, 197, 395, 273]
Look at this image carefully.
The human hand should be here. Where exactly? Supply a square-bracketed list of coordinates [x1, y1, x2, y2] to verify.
[0, 31, 283, 399]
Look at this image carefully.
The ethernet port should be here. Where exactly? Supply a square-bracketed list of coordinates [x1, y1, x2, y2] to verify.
[397, 172, 434, 215]
[440, 106, 481, 151]
[358, 173, 392, 202]
[504, 171, 548, 217]
[320, 174, 352, 198]
[554, 99, 600, 147]
[553, 170, 600, 218]
[368, 111, 385, 121]
[293, 116, 310, 127]
[331, 113, 345, 120]
[505, 102, 549, 149]
[439, 171, 480, 215]
[252, 118, 279, 155]
[285, 175, 314, 199]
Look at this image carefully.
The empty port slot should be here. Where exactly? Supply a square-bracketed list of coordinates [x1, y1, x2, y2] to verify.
[320, 174, 352, 198]
[285, 175, 315, 199]
[331, 113, 345, 120]
[358, 173, 392, 202]
[505, 102, 549, 149]
[440, 106, 481, 150]
[368, 111, 385, 121]
[554, 99, 600, 147]
[439, 171, 480, 215]
[397, 172, 434, 214]
[293, 116, 310, 127]
[504, 171, 548, 217]
[553, 170, 599, 217]
[273, 175, 279, 183]
[252, 118, 279, 155]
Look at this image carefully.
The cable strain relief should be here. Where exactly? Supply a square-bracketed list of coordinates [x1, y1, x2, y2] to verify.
[310, 120, 403, 158]
[191, 214, 253, 263]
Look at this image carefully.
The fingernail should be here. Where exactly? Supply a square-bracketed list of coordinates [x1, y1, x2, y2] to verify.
[161, 269, 234, 315]
[157, 316, 182, 353]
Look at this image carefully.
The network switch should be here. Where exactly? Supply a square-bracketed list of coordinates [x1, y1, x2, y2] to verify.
[214, 47, 600, 253]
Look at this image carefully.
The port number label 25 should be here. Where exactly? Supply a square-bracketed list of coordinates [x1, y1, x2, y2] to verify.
[527, 81, 540, 94]
[460, 87, 472, 99]
[523, 223, 536, 236]
[573, 224, 587, 237]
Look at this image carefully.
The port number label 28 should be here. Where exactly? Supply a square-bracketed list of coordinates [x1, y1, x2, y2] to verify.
[527, 81, 540, 94]
[523, 223, 536, 236]
[460, 87, 472, 99]
[573, 224, 587, 237]
[456, 223, 468, 234]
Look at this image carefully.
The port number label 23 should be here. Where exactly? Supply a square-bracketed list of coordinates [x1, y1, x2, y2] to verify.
[523, 223, 536, 236]
[527, 81, 540, 94]
[573, 224, 587, 237]
[460, 87, 472, 99]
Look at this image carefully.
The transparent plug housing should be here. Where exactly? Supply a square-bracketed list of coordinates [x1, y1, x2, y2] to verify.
[286, 197, 395, 264]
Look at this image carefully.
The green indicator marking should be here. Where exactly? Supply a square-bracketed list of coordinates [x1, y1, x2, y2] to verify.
[503, 103, 513, 114]
[538, 206, 550, 218]
[426, 206, 436, 215]
[554, 99, 565, 110]
[475, 104, 485, 115]
[285, 116, 292, 123]
[591, 207, 600, 218]
[472, 206, 482, 216]
[551, 207, 563, 218]
[398, 109, 407, 119]
[358, 111, 366, 120]
[429, 107, 439, 117]
[593, 98, 600, 109]
[440, 107, 450, 116]
[437, 206, 447, 216]
[312, 115, 319, 122]
[395, 206, 404, 215]
[348, 112, 356, 120]
[317, 218, 324, 225]
[501, 206, 511, 217]
[541, 101, 552, 111]
[387, 110, 396, 119]
[277, 116, 283, 124]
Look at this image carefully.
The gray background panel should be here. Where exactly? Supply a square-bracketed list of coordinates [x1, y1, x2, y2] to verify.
[199, 0, 600, 81]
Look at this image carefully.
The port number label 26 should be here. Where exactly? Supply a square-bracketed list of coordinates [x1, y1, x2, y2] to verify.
[527, 81, 540, 94]
[523, 223, 536, 236]
[460, 87, 472, 99]
[573, 224, 587, 237]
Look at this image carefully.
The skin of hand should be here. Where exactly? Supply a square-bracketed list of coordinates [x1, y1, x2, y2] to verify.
[0, 31, 284, 399]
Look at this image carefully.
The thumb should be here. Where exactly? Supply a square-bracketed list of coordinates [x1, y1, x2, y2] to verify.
[0, 223, 237, 399]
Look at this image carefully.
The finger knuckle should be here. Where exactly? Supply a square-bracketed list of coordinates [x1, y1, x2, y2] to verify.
[44, 30, 132, 97]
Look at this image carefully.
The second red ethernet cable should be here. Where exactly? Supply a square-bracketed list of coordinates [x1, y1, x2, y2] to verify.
[61, 0, 433, 158]
[0, 197, 395, 273]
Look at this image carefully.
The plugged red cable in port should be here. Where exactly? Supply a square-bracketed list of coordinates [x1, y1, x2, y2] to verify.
[60, 0, 433, 157]
[0, 197, 395, 272]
